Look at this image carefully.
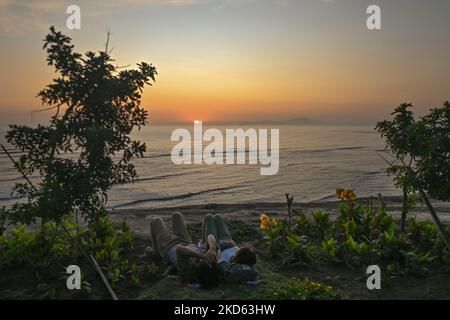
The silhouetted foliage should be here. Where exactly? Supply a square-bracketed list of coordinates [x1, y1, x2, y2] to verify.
[3, 27, 157, 226]
[376, 102, 450, 201]
[376, 101, 450, 251]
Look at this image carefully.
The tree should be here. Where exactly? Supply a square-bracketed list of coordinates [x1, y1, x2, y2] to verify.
[3, 27, 157, 227]
[376, 102, 450, 251]
[375, 103, 416, 232]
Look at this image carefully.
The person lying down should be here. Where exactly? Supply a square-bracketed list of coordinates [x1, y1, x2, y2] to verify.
[149, 212, 258, 288]
[201, 213, 258, 284]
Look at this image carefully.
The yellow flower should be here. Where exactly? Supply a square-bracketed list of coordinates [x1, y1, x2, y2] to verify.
[260, 221, 269, 230]
[260, 213, 277, 230]
[336, 188, 357, 202]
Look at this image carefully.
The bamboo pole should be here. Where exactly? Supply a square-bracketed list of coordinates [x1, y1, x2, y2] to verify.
[58, 222, 118, 300]
[90, 253, 118, 300]
[1, 144, 36, 192]
[418, 188, 450, 252]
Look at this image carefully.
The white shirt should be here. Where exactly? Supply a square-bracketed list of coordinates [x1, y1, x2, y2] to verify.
[218, 246, 239, 264]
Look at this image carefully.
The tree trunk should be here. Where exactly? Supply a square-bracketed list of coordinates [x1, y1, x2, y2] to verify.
[419, 188, 450, 252]
[401, 187, 408, 233]
[285, 193, 294, 223]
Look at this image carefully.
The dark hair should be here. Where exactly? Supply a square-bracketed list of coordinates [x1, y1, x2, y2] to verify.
[234, 247, 257, 266]
[192, 261, 222, 289]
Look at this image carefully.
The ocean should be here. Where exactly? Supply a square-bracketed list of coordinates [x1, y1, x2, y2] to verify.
[0, 124, 399, 209]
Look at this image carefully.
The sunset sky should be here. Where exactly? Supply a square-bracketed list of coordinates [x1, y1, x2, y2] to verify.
[0, 0, 449, 125]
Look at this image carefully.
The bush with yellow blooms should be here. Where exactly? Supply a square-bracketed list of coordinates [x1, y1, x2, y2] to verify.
[258, 189, 450, 276]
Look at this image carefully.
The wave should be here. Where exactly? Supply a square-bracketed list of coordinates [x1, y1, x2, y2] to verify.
[0, 195, 23, 201]
[148, 153, 171, 158]
[281, 146, 366, 155]
[365, 171, 381, 176]
[0, 174, 41, 183]
[0, 149, 24, 154]
[306, 193, 338, 203]
[307, 146, 366, 153]
[134, 170, 205, 182]
[0, 177, 22, 183]
[111, 186, 238, 209]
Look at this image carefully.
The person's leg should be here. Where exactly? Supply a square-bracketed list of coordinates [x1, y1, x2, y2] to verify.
[202, 214, 219, 244]
[150, 217, 172, 257]
[171, 212, 192, 244]
[214, 214, 233, 242]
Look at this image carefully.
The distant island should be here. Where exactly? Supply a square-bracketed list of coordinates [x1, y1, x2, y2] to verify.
[233, 117, 312, 125]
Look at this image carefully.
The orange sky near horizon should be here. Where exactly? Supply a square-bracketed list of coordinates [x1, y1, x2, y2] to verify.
[1, 0, 449, 125]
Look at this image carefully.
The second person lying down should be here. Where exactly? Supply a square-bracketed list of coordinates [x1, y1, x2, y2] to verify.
[201, 214, 258, 283]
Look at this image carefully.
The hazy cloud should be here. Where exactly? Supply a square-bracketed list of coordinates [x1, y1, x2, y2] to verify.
[0, 0, 211, 36]
[0, 0, 65, 35]
[0, 0, 337, 36]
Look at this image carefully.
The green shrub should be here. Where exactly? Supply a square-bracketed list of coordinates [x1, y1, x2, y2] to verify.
[0, 217, 153, 295]
[260, 191, 449, 277]
[0, 224, 72, 272]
